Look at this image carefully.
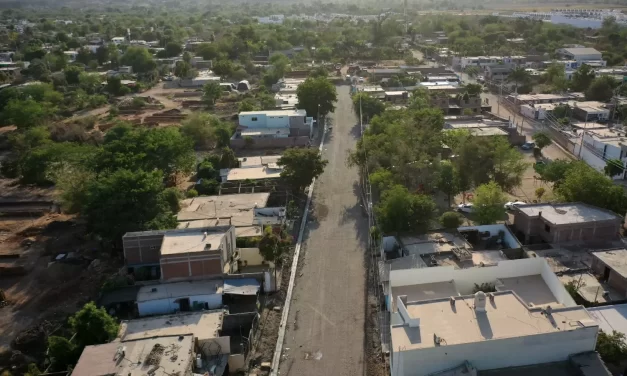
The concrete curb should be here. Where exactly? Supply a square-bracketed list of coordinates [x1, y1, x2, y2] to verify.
[270, 123, 328, 375]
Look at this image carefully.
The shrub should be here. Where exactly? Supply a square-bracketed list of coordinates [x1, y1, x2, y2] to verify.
[439, 211, 463, 229]
[196, 179, 219, 195]
[186, 188, 198, 198]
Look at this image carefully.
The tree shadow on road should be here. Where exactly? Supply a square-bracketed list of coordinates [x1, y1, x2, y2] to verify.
[351, 121, 363, 140]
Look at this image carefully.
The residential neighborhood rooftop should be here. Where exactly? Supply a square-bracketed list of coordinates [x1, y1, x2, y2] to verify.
[136, 280, 224, 303]
[177, 193, 271, 224]
[588, 304, 627, 336]
[392, 291, 596, 351]
[561, 47, 602, 55]
[161, 230, 224, 255]
[118, 311, 224, 341]
[220, 166, 283, 181]
[71, 335, 194, 376]
[238, 109, 305, 116]
[590, 249, 627, 279]
[515, 203, 620, 225]
[467, 127, 509, 137]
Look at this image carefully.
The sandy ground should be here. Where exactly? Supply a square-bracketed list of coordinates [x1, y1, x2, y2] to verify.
[278, 86, 375, 376]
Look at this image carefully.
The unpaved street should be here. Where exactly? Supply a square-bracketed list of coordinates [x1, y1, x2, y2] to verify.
[279, 85, 368, 375]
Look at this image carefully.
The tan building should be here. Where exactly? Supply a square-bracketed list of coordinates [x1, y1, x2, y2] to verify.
[590, 249, 627, 298]
[123, 226, 236, 282]
[511, 203, 622, 244]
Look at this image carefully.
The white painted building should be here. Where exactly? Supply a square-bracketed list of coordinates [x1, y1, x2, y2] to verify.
[556, 47, 604, 64]
[578, 128, 627, 180]
[63, 50, 78, 62]
[238, 109, 314, 138]
[389, 258, 599, 376]
[111, 36, 126, 45]
[136, 280, 223, 316]
[255, 14, 285, 24]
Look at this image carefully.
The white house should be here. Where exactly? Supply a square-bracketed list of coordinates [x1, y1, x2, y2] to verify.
[238, 109, 314, 138]
[255, 14, 285, 24]
[136, 280, 223, 316]
[578, 128, 627, 180]
[63, 50, 78, 62]
[111, 36, 126, 45]
[389, 257, 599, 376]
[556, 47, 605, 65]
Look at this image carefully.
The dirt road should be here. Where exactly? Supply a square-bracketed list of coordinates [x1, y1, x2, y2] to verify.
[278, 86, 368, 376]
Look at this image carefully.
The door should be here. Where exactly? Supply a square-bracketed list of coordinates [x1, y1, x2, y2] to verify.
[178, 298, 191, 312]
[604, 267, 611, 282]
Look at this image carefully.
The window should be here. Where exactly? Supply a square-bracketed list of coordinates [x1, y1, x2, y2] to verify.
[251, 117, 258, 121]
[544, 224, 551, 233]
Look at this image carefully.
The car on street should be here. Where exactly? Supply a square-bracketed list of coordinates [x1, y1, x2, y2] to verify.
[457, 203, 474, 213]
[504, 201, 526, 210]
[521, 142, 535, 150]
[476, 76, 484, 83]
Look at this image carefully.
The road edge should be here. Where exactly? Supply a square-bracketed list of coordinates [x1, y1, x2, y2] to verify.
[270, 122, 328, 375]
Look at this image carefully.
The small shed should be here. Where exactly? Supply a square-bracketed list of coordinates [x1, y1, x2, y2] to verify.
[137, 280, 223, 317]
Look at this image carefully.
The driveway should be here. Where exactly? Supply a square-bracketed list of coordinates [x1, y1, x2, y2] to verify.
[278, 85, 369, 376]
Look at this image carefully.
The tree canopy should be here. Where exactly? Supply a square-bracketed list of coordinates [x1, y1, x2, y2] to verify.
[278, 148, 328, 192]
[375, 184, 436, 233]
[296, 76, 338, 119]
[472, 181, 507, 225]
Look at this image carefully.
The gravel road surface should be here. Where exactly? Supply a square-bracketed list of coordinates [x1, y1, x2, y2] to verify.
[278, 85, 369, 376]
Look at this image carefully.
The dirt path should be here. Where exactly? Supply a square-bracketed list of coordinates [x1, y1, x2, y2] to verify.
[278, 86, 369, 376]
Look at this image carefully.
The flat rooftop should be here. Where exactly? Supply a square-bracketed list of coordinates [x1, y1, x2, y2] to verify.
[467, 127, 509, 137]
[177, 193, 270, 225]
[391, 281, 458, 310]
[118, 311, 224, 342]
[239, 109, 305, 116]
[161, 231, 224, 255]
[588, 304, 627, 335]
[72, 335, 194, 376]
[399, 232, 472, 256]
[392, 291, 596, 351]
[591, 249, 627, 279]
[221, 166, 282, 181]
[238, 155, 281, 168]
[515, 203, 620, 225]
[497, 275, 560, 307]
[137, 280, 224, 303]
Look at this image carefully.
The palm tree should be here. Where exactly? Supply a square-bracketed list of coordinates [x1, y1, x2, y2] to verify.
[508, 66, 531, 93]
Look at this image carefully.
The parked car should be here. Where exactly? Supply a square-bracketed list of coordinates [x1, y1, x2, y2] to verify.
[504, 201, 526, 210]
[521, 142, 535, 150]
[457, 203, 474, 213]
[476, 76, 484, 83]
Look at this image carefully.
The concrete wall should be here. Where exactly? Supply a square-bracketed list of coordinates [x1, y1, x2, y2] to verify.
[391, 325, 598, 376]
[458, 224, 521, 250]
[513, 212, 621, 243]
[390, 258, 575, 307]
[239, 247, 274, 267]
[239, 114, 301, 129]
[581, 135, 626, 179]
[123, 233, 163, 266]
[591, 257, 627, 298]
[230, 136, 310, 149]
[137, 293, 222, 316]
[161, 252, 223, 281]
[198, 336, 231, 356]
[228, 354, 246, 372]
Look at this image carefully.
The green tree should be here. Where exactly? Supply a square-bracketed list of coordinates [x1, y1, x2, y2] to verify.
[316, 46, 332, 61]
[174, 61, 194, 79]
[269, 54, 290, 78]
[571, 63, 595, 92]
[375, 184, 436, 233]
[556, 162, 627, 215]
[212, 59, 234, 77]
[508, 66, 531, 92]
[95, 44, 110, 65]
[536, 159, 574, 185]
[196, 43, 219, 60]
[258, 227, 291, 264]
[473, 181, 507, 225]
[436, 160, 461, 207]
[203, 81, 222, 105]
[278, 148, 328, 192]
[585, 75, 617, 102]
[532, 132, 552, 150]
[163, 41, 183, 58]
[465, 83, 483, 96]
[27, 58, 50, 81]
[181, 112, 230, 149]
[604, 159, 624, 177]
[544, 62, 568, 93]
[4, 98, 55, 129]
[296, 76, 338, 119]
[120, 46, 156, 73]
[70, 302, 119, 347]
[64, 65, 83, 85]
[48, 336, 79, 370]
[106, 76, 129, 96]
[84, 169, 177, 242]
[440, 211, 463, 229]
[597, 330, 627, 365]
[309, 66, 329, 78]
[352, 92, 386, 122]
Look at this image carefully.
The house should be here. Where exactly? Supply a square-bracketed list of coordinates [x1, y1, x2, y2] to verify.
[111, 36, 126, 45]
[485, 64, 515, 81]
[520, 100, 609, 121]
[274, 93, 299, 109]
[218, 165, 283, 183]
[589, 304, 627, 336]
[118, 65, 133, 74]
[511, 203, 622, 244]
[237, 109, 314, 138]
[389, 257, 599, 376]
[508, 93, 583, 106]
[136, 280, 223, 316]
[556, 47, 603, 63]
[590, 249, 627, 298]
[255, 15, 285, 24]
[64, 50, 78, 62]
[72, 335, 195, 376]
[578, 128, 627, 179]
[176, 192, 286, 235]
[116, 311, 245, 373]
[122, 226, 237, 281]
